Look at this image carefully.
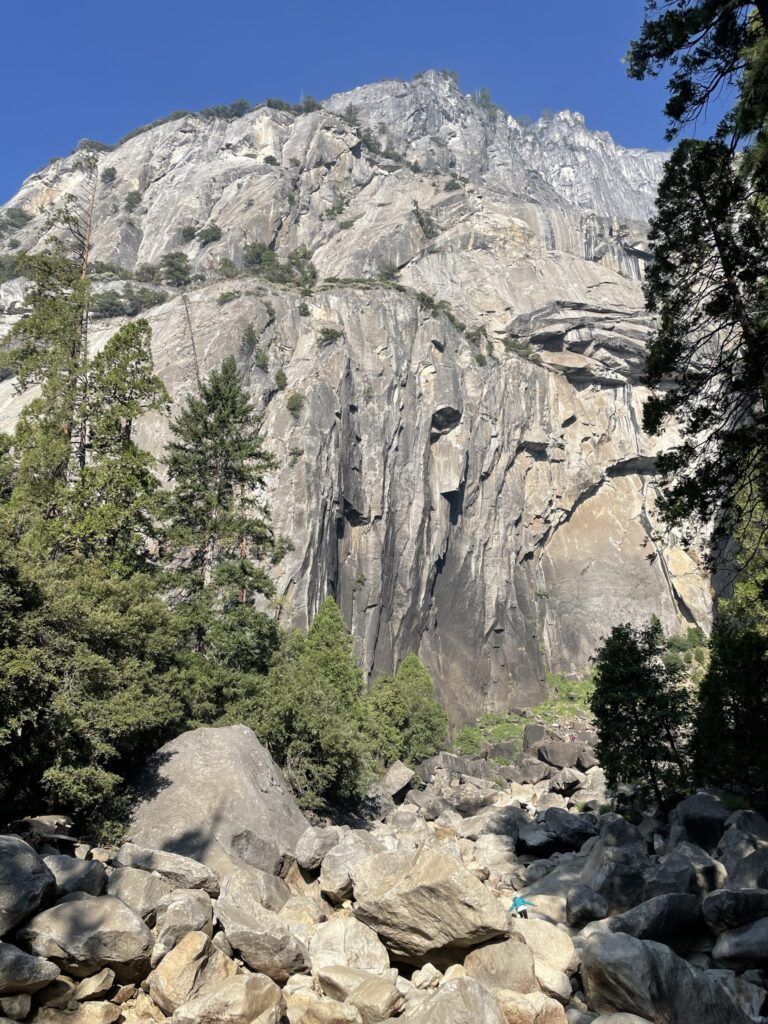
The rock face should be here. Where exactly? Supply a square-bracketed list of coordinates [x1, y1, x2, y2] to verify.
[0, 71, 711, 721]
[0, 837, 56, 936]
[127, 725, 308, 874]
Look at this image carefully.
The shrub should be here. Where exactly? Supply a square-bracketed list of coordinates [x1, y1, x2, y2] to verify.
[343, 104, 360, 126]
[253, 348, 269, 370]
[358, 128, 381, 154]
[475, 352, 487, 367]
[243, 242, 316, 291]
[275, 369, 288, 390]
[90, 290, 127, 319]
[218, 257, 238, 279]
[199, 99, 253, 121]
[241, 324, 258, 354]
[217, 290, 240, 306]
[504, 337, 542, 364]
[181, 225, 197, 243]
[264, 154, 278, 166]
[0, 208, 33, 234]
[124, 191, 142, 213]
[288, 446, 304, 466]
[198, 224, 222, 247]
[338, 219, 355, 230]
[160, 252, 192, 287]
[318, 327, 341, 347]
[444, 177, 462, 191]
[100, 167, 117, 185]
[134, 263, 161, 283]
[298, 302, 310, 316]
[286, 391, 305, 417]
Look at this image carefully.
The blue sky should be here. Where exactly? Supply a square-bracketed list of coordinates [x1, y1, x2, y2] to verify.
[0, 0, 707, 203]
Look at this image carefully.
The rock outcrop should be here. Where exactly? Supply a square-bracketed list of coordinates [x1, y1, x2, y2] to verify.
[0, 71, 712, 720]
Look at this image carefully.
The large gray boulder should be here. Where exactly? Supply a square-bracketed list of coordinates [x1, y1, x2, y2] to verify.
[714, 810, 768, 875]
[352, 847, 508, 962]
[702, 887, 768, 933]
[114, 843, 219, 896]
[16, 894, 153, 982]
[308, 918, 390, 975]
[295, 827, 340, 872]
[319, 831, 385, 904]
[0, 836, 56, 936]
[0, 941, 58, 995]
[214, 893, 310, 982]
[398, 977, 506, 1024]
[106, 866, 174, 923]
[42, 856, 106, 898]
[668, 793, 730, 854]
[581, 817, 651, 913]
[566, 885, 608, 929]
[729, 848, 768, 890]
[172, 972, 284, 1024]
[581, 931, 756, 1024]
[712, 916, 768, 966]
[463, 936, 538, 994]
[127, 725, 308, 876]
[608, 894, 704, 954]
[642, 842, 726, 901]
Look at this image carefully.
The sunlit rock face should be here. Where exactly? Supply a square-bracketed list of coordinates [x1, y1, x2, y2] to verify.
[0, 70, 710, 723]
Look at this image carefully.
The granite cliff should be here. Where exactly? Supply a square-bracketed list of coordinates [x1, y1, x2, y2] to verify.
[0, 70, 711, 722]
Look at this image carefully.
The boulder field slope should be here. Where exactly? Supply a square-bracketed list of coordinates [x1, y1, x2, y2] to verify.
[0, 70, 711, 720]
[2, 724, 768, 1024]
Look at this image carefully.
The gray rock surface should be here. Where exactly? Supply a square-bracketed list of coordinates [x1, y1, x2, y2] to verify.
[126, 725, 308, 875]
[608, 894, 703, 954]
[397, 976, 505, 1024]
[106, 866, 174, 923]
[581, 932, 755, 1024]
[16, 895, 153, 982]
[113, 844, 219, 897]
[214, 894, 310, 982]
[702, 887, 768, 933]
[462, 936, 538, 994]
[0, 942, 58, 995]
[0, 73, 711, 719]
[0, 837, 56, 936]
[42, 857, 106, 898]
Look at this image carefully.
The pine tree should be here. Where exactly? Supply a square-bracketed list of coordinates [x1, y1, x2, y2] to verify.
[591, 621, 693, 804]
[232, 598, 373, 809]
[367, 654, 447, 766]
[165, 356, 279, 682]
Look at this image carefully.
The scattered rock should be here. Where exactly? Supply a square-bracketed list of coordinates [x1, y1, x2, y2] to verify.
[172, 972, 284, 1024]
[397, 976, 506, 1024]
[566, 886, 608, 929]
[463, 936, 538, 994]
[668, 794, 730, 854]
[296, 827, 340, 872]
[16, 894, 153, 982]
[42, 857, 106, 898]
[308, 918, 390, 976]
[702, 887, 768, 933]
[509, 918, 576, 973]
[538, 744, 581, 770]
[214, 893, 310, 982]
[353, 847, 509, 962]
[711, 916, 768, 967]
[113, 843, 219, 897]
[0, 941, 59, 995]
[608, 894, 704, 954]
[0, 836, 56, 936]
[106, 867, 174, 924]
[74, 968, 115, 1001]
[152, 889, 214, 963]
[320, 833, 384, 904]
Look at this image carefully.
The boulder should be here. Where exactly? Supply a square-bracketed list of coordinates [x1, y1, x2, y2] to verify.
[442, 782, 497, 817]
[0, 941, 58, 995]
[534, 962, 571, 1004]
[214, 893, 310, 982]
[566, 885, 608, 929]
[543, 809, 598, 853]
[1, 992, 32, 1020]
[0, 836, 56, 936]
[353, 847, 508, 962]
[523, 725, 549, 751]
[296, 827, 340, 872]
[548, 769, 586, 796]
[16, 895, 153, 982]
[317, 965, 398, 1001]
[581, 818, 651, 914]
[74, 968, 115, 1001]
[728, 848, 768, 889]
[668, 793, 730, 854]
[457, 805, 527, 842]
[127, 725, 308, 876]
[293, 997, 364, 1023]
[278, 895, 332, 945]
[712, 916, 768, 966]
[415, 753, 485, 785]
[509, 919, 575, 973]
[702, 887, 768, 933]
[642, 842, 726, 901]
[538, 743, 581, 770]
[147, 931, 230, 1015]
[227, 832, 284, 877]
[714, 811, 768, 875]
[463, 936, 538, 994]
[608, 894, 704, 954]
[517, 761, 551, 785]
[347, 974, 404, 1023]
[496, 989, 567, 1023]
[219, 866, 289, 915]
[172, 973, 284, 1024]
[32, 1002, 121, 1023]
[106, 866, 174, 923]
[581, 931, 756, 1024]
[153, 889, 214, 962]
[308, 918, 390, 975]
[320, 832, 384, 904]
[397, 977, 505, 1024]
[113, 844, 219, 897]
[42, 857, 106, 898]
[376, 761, 415, 797]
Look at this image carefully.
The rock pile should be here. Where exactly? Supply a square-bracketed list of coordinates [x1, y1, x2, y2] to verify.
[1, 724, 767, 1023]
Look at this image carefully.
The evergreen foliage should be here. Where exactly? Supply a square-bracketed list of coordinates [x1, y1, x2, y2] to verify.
[591, 621, 693, 804]
[367, 654, 447, 766]
[160, 251, 192, 287]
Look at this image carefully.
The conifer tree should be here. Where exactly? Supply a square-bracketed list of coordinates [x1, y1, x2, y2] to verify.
[367, 654, 448, 766]
[165, 356, 279, 681]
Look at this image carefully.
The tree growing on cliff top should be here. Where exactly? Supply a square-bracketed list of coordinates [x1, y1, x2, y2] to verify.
[591, 621, 693, 804]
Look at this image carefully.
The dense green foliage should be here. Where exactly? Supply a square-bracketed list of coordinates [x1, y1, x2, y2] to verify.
[591, 622, 693, 803]
[160, 251, 192, 287]
[367, 655, 448, 766]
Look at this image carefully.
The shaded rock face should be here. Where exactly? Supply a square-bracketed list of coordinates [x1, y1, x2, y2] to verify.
[0, 71, 712, 721]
